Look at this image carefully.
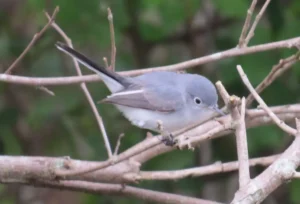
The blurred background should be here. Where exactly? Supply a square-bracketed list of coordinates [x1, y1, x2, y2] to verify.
[0, 0, 300, 203]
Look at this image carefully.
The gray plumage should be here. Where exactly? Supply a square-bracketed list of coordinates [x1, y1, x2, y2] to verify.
[56, 42, 222, 132]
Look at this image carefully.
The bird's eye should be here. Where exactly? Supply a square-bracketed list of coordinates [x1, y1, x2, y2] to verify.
[194, 97, 202, 105]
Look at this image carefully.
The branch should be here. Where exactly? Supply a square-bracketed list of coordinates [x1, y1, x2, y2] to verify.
[37, 86, 55, 96]
[231, 97, 250, 187]
[231, 120, 300, 203]
[107, 8, 116, 71]
[56, 103, 300, 179]
[89, 36, 300, 75]
[1, 37, 300, 86]
[45, 13, 113, 158]
[0, 105, 298, 185]
[113, 133, 125, 156]
[132, 104, 300, 165]
[0, 154, 278, 183]
[124, 155, 278, 181]
[294, 172, 300, 179]
[238, 0, 257, 47]
[2, 180, 220, 204]
[103, 57, 109, 69]
[5, 7, 59, 74]
[246, 53, 300, 106]
[215, 81, 230, 105]
[216, 82, 250, 187]
[237, 65, 298, 136]
[244, 0, 271, 46]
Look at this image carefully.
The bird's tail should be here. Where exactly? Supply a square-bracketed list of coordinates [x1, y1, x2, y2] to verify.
[55, 42, 130, 92]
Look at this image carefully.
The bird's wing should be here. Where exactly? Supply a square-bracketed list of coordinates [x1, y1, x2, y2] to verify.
[100, 84, 184, 112]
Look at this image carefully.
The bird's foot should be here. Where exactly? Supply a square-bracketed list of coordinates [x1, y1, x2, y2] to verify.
[156, 120, 177, 146]
[160, 132, 177, 146]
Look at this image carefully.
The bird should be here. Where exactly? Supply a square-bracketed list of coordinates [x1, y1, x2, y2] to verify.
[55, 42, 223, 144]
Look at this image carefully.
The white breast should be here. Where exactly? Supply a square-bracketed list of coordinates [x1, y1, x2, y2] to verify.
[115, 105, 214, 132]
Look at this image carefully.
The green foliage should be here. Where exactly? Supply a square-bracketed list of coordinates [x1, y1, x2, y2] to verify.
[214, 0, 248, 17]
[267, 0, 285, 39]
[139, 0, 199, 41]
[1, 0, 300, 203]
[290, 180, 300, 204]
[247, 125, 283, 156]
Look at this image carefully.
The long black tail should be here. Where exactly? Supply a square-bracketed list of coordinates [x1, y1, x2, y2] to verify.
[55, 42, 130, 91]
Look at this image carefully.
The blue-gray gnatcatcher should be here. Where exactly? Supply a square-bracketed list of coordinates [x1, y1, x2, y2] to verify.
[56, 42, 223, 144]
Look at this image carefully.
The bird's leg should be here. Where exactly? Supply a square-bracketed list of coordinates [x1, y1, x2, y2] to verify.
[156, 120, 177, 146]
[161, 133, 177, 146]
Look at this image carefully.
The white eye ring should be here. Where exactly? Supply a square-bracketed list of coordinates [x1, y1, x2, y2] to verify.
[194, 97, 202, 105]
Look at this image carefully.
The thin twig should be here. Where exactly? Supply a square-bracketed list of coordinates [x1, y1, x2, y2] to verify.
[215, 81, 231, 115]
[238, 0, 257, 47]
[244, 0, 271, 45]
[232, 97, 250, 187]
[215, 81, 230, 105]
[237, 65, 298, 136]
[5, 7, 59, 74]
[107, 8, 116, 71]
[113, 133, 125, 156]
[1, 37, 300, 86]
[124, 154, 278, 181]
[103, 57, 109, 69]
[294, 172, 300, 178]
[19, 180, 219, 204]
[296, 118, 300, 132]
[246, 53, 300, 106]
[45, 13, 113, 158]
[37, 86, 55, 96]
[176, 122, 233, 149]
[246, 104, 300, 119]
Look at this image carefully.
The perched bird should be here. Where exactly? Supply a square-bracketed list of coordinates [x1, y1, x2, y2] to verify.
[56, 42, 223, 144]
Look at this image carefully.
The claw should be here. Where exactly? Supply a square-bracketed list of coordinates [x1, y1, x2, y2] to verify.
[160, 133, 177, 146]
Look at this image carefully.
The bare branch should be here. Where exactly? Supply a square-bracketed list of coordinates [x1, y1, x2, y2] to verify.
[107, 8, 116, 71]
[294, 172, 300, 178]
[244, 0, 271, 46]
[237, 65, 298, 136]
[0, 74, 100, 86]
[296, 118, 300, 131]
[232, 133, 300, 203]
[231, 97, 250, 187]
[114, 133, 125, 156]
[5, 7, 59, 74]
[246, 53, 300, 106]
[0, 154, 277, 182]
[37, 86, 55, 96]
[0, 105, 298, 183]
[176, 122, 233, 150]
[55, 100, 300, 178]
[216, 81, 230, 105]
[124, 155, 278, 181]
[133, 106, 300, 165]
[103, 57, 109, 69]
[246, 104, 300, 117]
[2, 180, 219, 204]
[1, 37, 300, 86]
[238, 0, 257, 47]
[45, 12, 113, 158]
[134, 36, 300, 75]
